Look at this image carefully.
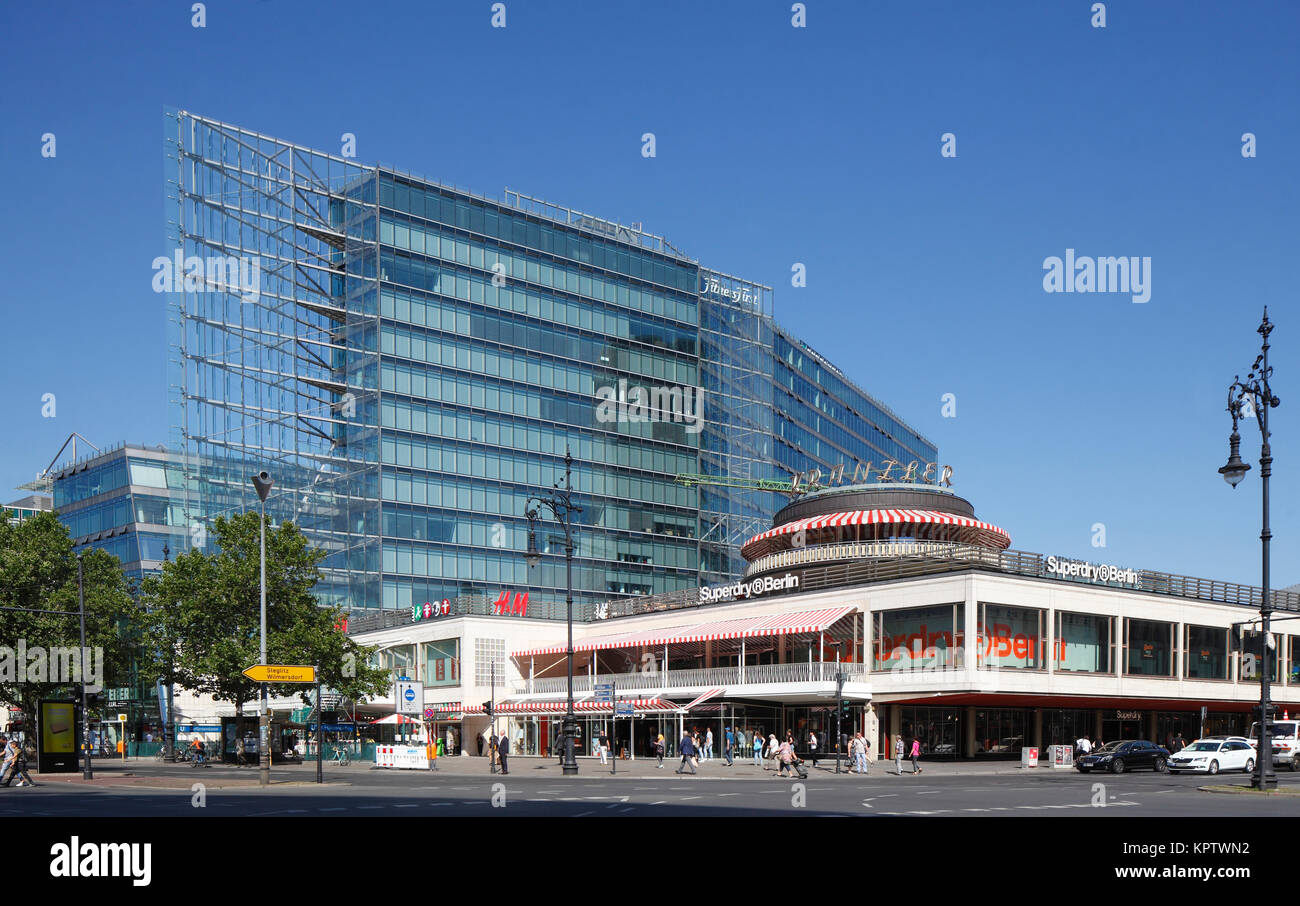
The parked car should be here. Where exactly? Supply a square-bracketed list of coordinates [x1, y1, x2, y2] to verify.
[1168, 737, 1255, 775]
[1075, 740, 1170, 774]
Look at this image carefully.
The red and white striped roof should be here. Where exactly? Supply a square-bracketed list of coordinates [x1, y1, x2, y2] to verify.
[513, 605, 856, 658]
[742, 508, 1010, 556]
[463, 698, 681, 715]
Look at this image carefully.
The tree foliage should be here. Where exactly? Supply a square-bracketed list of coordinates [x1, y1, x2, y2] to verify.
[137, 512, 388, 713]
[0, 512, 140, 713]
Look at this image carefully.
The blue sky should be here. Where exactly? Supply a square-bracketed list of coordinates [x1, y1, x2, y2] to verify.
[1, 1, 1295, 586]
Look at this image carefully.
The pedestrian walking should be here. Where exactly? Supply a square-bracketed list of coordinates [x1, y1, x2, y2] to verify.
[598, 728, 609, 765]
[851, 732, 869, 774]
[808, 730, 818, 767]
[752, 731, 764, 766]
[777, 737, 796, 778]
[910, 736, 922, 774]
[724, 727, 734, 766]
[894, 735, 906, 774]
[675, 730, 697, 774]
[654, 733, 666, 768]
[0, 736, 16, 786]
[704, 728, 714, 761]
[497, 729, 510, 775]
[767, 733, 780, 771]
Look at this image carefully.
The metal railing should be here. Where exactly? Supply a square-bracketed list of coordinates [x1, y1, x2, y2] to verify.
[511, 661, 867, 697]
[595, 546, 1300, 621]
[348, 545, 1300, 632]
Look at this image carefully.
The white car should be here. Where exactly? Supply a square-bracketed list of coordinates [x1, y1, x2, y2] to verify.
[1168, 737, 1255, 775]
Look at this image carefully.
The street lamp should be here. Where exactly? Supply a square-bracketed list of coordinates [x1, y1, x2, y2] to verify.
[1220, 308, 1281, 791]
[523, 447, 583, 776]
[251, 470, 274, 788]
[76, 553, 92, 780]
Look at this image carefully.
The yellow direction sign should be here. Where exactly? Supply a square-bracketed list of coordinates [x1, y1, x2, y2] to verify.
[242, 664, 317, 683]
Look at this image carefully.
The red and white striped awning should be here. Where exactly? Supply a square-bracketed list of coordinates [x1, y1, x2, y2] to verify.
[513, 605, 857, 658]
[742, 508, 1010, 555]
[462, 698, 681, 715]
[680, 688, 724, 711]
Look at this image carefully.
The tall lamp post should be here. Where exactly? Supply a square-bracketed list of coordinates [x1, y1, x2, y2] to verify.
[76, 553, 93, 780]
[523, 447, 583, 776]
[1218, 308, 1281, 791]
[251, 471, 274, 788]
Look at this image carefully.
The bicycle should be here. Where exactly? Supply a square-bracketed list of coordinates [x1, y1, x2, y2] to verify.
[329, 744, 351, 766]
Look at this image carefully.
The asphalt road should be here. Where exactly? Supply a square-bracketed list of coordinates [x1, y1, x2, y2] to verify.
[7, 759, 1300, 816]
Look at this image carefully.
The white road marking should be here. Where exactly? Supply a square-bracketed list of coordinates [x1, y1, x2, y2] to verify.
[574, 810, 595, 816]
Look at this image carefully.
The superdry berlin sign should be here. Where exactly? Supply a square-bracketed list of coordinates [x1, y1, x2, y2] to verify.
[1044, 556, 1140, 586]
[699, 574, 799, 604]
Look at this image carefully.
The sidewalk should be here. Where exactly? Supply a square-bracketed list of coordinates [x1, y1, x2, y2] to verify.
[27, 755, 1066, 784]
[377, 754, 1056, 779]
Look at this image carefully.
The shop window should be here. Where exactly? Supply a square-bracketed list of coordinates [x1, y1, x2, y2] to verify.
[978, 603, 1044, 669]
[1184, 625, 1228, 680]
[874, 604, 964, 671]
[1055, 612, 1113, 673]
[1125, 618, 1174, 677]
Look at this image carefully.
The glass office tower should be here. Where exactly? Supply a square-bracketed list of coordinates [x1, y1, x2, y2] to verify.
[166, 111, 934, 614]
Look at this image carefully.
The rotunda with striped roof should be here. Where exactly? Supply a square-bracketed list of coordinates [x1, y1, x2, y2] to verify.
[740, 482, 1010, 580]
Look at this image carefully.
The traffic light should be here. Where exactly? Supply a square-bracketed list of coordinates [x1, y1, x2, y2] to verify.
[1230, 623, 1247, 651]
[482, 700, 494, 718]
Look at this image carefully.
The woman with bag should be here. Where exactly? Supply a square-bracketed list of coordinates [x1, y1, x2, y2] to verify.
[910, 736, 923, 774]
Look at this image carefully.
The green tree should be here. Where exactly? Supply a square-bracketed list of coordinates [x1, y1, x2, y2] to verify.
[137, 512, 388, 714]
[0, 512, 141, 714]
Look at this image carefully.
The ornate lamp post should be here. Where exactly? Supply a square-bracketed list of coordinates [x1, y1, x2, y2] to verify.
[1219, 308, 1281, 790]
[523, 448, 583, 776]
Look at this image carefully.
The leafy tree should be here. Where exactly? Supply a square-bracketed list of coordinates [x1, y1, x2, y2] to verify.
[137, 512, 388, 715]
[0, 512, 141, 714]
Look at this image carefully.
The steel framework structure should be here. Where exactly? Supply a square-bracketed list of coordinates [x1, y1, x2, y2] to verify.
[165, 110, 382, 607]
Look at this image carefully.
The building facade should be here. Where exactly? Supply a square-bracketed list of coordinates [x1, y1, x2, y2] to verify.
[165, 111, 935, 616]
[349, 482, 1300, 761]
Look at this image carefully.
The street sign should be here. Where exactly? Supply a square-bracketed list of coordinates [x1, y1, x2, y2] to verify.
[241, 664, 317, 683]
[395, 680, 424, 716]
[615, 703, 634, 717]
[593, 683, 614, 703]
[117, 713, 128, 722]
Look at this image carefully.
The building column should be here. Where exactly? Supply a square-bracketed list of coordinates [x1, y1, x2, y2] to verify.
[778, 634, 786, 665]
[704, 640, 713, 669]
[1032, 709, 1043, 752]
[963, 577, 979, 682]
[1095, 709, 1104, 743]
[965, 705, 977, 759]
[890, 705, 901, 757]
[864, 703, 878, 763]
[1148, 711, 1158, 745]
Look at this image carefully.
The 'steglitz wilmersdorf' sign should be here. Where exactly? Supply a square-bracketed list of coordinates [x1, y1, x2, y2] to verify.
[792, 460, 953, 492]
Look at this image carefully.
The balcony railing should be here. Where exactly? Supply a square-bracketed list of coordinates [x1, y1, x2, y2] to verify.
[510, 661, 867, 697]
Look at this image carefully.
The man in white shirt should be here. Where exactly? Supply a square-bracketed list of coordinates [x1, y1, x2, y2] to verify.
[1076, 735, 1092, 758]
